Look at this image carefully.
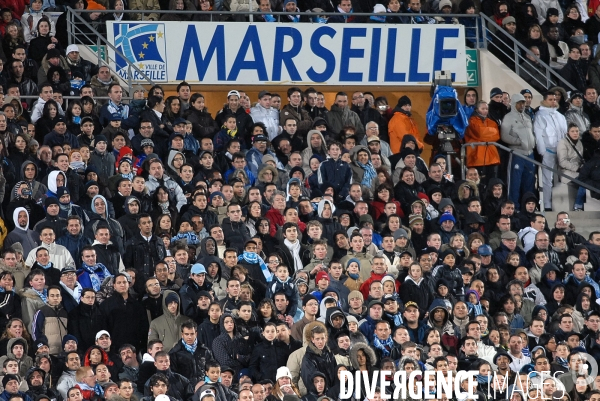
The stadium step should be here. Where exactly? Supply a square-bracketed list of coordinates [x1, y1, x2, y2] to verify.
[550, 181, 600, 238]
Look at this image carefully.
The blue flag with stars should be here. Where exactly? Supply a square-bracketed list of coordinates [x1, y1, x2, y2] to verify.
[113, 23, 167, 81]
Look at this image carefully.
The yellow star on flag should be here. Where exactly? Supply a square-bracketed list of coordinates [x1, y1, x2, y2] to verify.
[142, 42, 148, 49]
[149, 35, 155, 42]
[138, 51, 145, 59]
[157, 31, 163, 38]
[138, 63, 145, 69]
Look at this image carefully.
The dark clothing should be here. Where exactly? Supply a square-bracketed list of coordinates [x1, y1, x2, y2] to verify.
[100, 292, 149, 351]
[168, 340, 214, 386]
[249, 339, 292, 382]
[123, 232, 167, 278]
[67, 302, 107, 354]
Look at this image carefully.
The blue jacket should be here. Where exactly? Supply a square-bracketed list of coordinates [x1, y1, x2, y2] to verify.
[42, 130, 80, 148]
[0, 390, 32, 401]
[317, 157, 352, 199]
[246, 148, 282, 177]
[224, 166, 256, 186]
[359, 314, 377, 343]
[56, 231, 92, 269]
[493, 243, 527, 267]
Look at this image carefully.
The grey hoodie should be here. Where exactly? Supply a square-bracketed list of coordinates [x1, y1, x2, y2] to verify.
[501, 93, 536, 156]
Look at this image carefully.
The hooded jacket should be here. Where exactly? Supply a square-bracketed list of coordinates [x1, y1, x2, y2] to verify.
[349, 341, 377, 371]
[389, 108, 423, 153]
[557, 133, 584, 183]
[534, 105, 568, 155]
[301, 130, 328, 175]
[465, 112, 501, 166]
[4, 207, 39, 257]
[324, 104, 365, 139]
[501, 93, 536, 156]
[300, 334, 337, 394]
[148, 291, 191, 352]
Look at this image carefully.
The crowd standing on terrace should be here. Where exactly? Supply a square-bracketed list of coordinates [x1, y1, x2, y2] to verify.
[0, 0, 594, 400]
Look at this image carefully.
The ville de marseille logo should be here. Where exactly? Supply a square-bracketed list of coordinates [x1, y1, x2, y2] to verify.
[113, 23, 168, 82]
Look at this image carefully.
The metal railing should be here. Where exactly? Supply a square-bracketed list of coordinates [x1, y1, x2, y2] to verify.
[67, 7, 155, 88]
[479, 13, 575, 92]
[460, 141, 600, 206]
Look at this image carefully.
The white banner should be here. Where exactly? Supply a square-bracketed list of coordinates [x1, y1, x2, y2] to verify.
[106, 21, 468, 85]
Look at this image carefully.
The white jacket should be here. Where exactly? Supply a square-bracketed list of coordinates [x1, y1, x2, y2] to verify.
[25, 242, 75, 270]
[534, 105, 567, 154]
[250, 104, 280, 140]
[30, 96, 65, 123]
[518, 226, 539, 253]
[146, 174, 187, 211]
[533, 0, 563, 24]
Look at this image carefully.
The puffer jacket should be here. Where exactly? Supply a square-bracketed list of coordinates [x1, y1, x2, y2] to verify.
[565, 104, 590, 134]
[500, 93, 536, 156]
[31, 304, 68, 355]
[324, 104, 365, 138]
[388, 109, 423, 153]
[148, 291, 191, 352]
[20, 288, 48, 331]
[146, 175, 187, 211]
[465, 113, 501, 167]
[557, 135, 584, 183]
[431, 263, 463, 298]
[250, 104, 279, 140]
[300, 338, 337, 393]
[249, 338, 291, 382]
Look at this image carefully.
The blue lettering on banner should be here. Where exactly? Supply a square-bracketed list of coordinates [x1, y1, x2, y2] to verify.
[306, 26, 336, 82]
[384, 28, 405, 82]
[368, 28, 381, 82]
[227, 25, 268, 81]
[107, 22, 468, 85]
[339, 28, 366, 82]
[434, 28, 459, 81]
[409, 28, 429, 82]
[272, 27, 302, 81]
[177, 25, 226, 81]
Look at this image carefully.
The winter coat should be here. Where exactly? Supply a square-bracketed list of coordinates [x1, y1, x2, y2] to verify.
[0, 290, 21, 331]
[300, 342, 337, 394]
[198, 319, 220, 350]
[89, 150, 116, 181]
[565, 105, 590, 134]
[557, 135, 584, 184]
[168, 338, 213, 386]
[56, 231, 92, 269]
[249, 104, 279, 140]
[577, 149, 600, 198]
[182, 108, 218, 140]
[92, 240, 124, 276]
[67, 298, 106, 353]
[324, 104, 365, 138]
[317, 156, 352, 200]
[123, 232, 166, 277]
[465, 114, 501, 167]
[399, 276, 433, 314]
[533, 0, 563, 24]
[31, 304, 68, 355]
[559, 58, 587, 93]
[279, 104, 313, 138]
[534, 105, 568, 155]
[20, 287, 47, 330]
[388, 109, 423, 153]
[143, 369, 194, 401]
[249, 338, 291, 382]
[148, 290, 191, 352]
[500, 93, 535, 156]
[100, 292, 149, 351]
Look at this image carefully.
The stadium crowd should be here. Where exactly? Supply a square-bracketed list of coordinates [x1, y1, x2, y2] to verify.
[0, 1, 596, 401]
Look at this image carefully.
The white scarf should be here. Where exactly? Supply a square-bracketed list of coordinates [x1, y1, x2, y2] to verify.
[284, 239, 302, 271]
[59, 281, 82, 303]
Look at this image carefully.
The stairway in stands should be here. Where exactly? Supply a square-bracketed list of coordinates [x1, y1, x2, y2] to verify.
[550, 181, 600, 238]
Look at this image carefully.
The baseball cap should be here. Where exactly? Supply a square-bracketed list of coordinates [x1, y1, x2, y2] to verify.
[66, 44, 79, 54]
[253, 135, 269, 143]
[404, 301, 419, 309]
[227, 90, 240, 98]
[95, 330, 110, 340]
[478, 244, 493, 256]
[191, 263, 206, 275]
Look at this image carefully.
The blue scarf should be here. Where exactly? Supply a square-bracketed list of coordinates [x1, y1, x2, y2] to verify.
[121, 172, 134, 181]
[348, 273, 360, 280]
[565, 274, 600, 298]
[204, 375, 222, 383]
[357, 160, 376, 188]
[522, 345, 531, 357]
[81, 262, 112, 291]
[385, 312, 403, 328]
[467, 302, 483, 316]
[556, 356, 569, 369]
[476, 374, 489, 384]
[263, 13, 276, 21]
[239, 252, 271, 281]
[372, 335, 394, 357]
[78, 382, 104, 396]
[38, 262, 53, 269]
[182, 338, 197, 354]
[34, 288, 48, 303]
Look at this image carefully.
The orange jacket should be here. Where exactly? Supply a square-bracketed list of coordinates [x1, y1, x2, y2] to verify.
[464, 115, 500, 167]
[388, 111, 423, 153]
